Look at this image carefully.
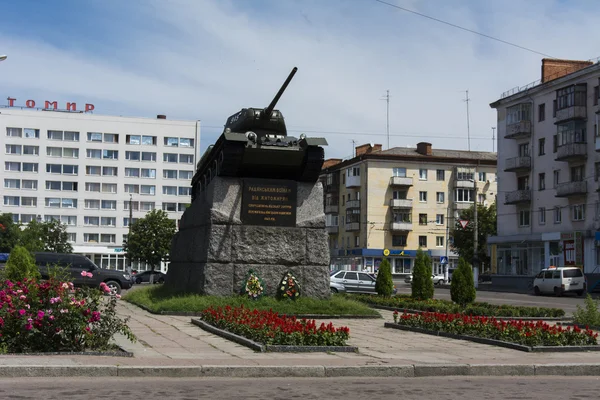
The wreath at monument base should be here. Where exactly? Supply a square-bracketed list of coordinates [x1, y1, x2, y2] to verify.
[242, 269, 265, 300]
[277, 271, 301, 301]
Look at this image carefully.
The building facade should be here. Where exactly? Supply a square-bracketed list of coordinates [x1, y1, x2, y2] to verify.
[490, 58, 600, 288]
[0, 104, 199, 272]
[320, 142, 497, 278]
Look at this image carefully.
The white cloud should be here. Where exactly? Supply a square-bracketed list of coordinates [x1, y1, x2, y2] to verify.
[1, 0, 599, 159]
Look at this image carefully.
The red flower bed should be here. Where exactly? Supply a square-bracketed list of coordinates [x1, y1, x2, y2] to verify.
[201, 305, 350, 346]
[394, 311, 598, 347]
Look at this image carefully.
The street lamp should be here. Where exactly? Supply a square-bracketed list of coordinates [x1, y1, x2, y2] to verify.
[0, 55, 7, 62]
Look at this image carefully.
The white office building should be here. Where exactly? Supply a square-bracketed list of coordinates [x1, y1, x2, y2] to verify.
[0, 104, 200, 272]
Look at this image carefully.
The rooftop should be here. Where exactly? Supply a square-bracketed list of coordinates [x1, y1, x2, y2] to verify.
[376, 146, 497, 161]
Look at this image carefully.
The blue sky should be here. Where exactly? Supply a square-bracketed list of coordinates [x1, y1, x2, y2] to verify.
[1, 0, 600, 158]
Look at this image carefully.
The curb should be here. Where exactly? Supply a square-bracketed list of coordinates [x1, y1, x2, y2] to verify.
[1, 363, 600, 378]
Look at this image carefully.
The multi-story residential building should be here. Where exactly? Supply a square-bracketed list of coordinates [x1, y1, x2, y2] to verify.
[320, 142, 497, 278]
[490, 58, 600, 290]
[0, 103, 199, 272]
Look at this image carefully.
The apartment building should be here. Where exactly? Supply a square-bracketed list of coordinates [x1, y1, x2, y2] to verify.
[0, 103, 199, 272]
[320, 142, 497, 277]
[490, 58, 600, 289]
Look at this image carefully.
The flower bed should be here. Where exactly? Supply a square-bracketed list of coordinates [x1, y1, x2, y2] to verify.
[390, 311, 598, 348]
[354, 294, 565, 318]
[0, 277, 135, 353]
[200, 304, 351, 346]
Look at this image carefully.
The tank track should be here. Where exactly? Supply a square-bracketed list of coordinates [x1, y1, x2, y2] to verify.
[299, 146, 325, 182]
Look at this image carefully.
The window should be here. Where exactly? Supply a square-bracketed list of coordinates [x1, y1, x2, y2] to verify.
[85, 199, 100, 209]
[126, 135, 141, 145]
[163, 186, 177, 195]
[101, 183, 117, 193]
[538, 138, 545, 155]
[178, 187, 191, 196]
[46, 181, 61, 191]
[556, 84, 586, 111]
[46, 164, 62, 174]
[104, 133, 118, 143]
[124, 184, 140, 194]
[436, 170, 445, 181]
[126, 151, 140, 161]
[87, 132, 102, 142]
[455, 188, 474, 202]
[164, 137, 179, 147]
[180, 138, 194, 147]
[538, 173, 545, 190]
[140, 201, 155, 211]
[554, 206, 562, 223]
[23, 163, 38, 172]
[45, 198, 61, 208]
[518, 143, 529, 156]
[21, 197, 37, 207]
[179, 170, 193, 180]
[553, 170, 560, 187]
[141, 168, 156, 178]
[86, 166, 101, 176]
[478, 172, 486, 182]
[141, 152, 156, 161]
[178, 203, 189, 212]
[141, 185, 156, 195]
[61, 198, 77, 208]
[22, 180, 37, 190]
[419, 191, 427, 202]
[557, 121, 586, 146]
[23, 128, 39, 138]
[419, 168, 427, 180]
[163, 170, 177, 179]
[418, 236, 427, 247]
[101, 200, 116, 210]
[62, 182, 77, 191]
[4, 179, 20, 189]
[572, 204, 585, 221]
[553, 134, 558, 153]
[142, 135, 156, 145]
[102, 149, 118, 160]
[67, 233, 76, 242]
[62, 148, 78, 158]
[101, 217, 116, 227]
[6, 144, 22, 154]
[62, 165, 78, 175]
[419, 214, 428, 225]
[3, 196, 20, 206]
[123, 218, 139, 227]
[125, 168, 140, 177]
[162, 202, 177, 212]
[393, 167, 406, 177]
[539, 207, 546, 225]
[392, 190, 407, 199]
[456, 167, 474, 181]
[392, 235, 407, 247]
[44, 215, 60, 222]
[124, 201, 140, 211]
[100, 234, 116, 243]
[538, 103, 545, 122]
[436, 236, 444, 247]
[436, 214, 444, 225]
[595, 86, 599, 106]
[64, 131, 79, 141]
[347, 166, 360, 177]
[102, 166, 118, 176]
[477, 193, 486, 204]
[84, 233, 99, 243]
[506, 103, 531, 125]
[47, 130, 63, 140]
[571, 165, 584, 182]
[354, 236, 360, 247]
[517, 176, 529, 190]
[179, 154, 194, 164]
[519, 210, 530, 227]
[86, 149, 102, 159]
[61, 215, 76, 226]
[23, 145, 39, 155]
[21, 214, 36, 223]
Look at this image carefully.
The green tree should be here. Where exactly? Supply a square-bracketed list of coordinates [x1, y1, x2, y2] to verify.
[375, 258, 394, 297]
[450, 201, 497, 268]
[124, 210, 176, 272]
[4, 245, 40, 281]
[0, 213, 21, 253]
[411, 248, 434, 300]
[450, 257, 476, 306]
[20, 219, 73, 253]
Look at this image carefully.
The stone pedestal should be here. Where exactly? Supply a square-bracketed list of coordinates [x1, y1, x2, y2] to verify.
[165, 177, 330, 298]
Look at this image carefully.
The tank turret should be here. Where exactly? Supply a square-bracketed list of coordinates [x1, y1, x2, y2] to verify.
[191, 67, 327, 201]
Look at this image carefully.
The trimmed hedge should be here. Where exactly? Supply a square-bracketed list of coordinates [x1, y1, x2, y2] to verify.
[353, 294, 566, 318]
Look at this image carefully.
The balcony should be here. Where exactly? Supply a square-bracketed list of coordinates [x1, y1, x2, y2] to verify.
[389, 176, 413, 186]
[389, 198, 413, 208]
[346, 175, 361, 188]
[453, 202, 473, 210]
[505, 121, 531, 139]
[504, 190, 532, 205]
[556, 181, 587, 198]
[555, 142, 587, 162]
[389, 221, 413, 231]
[324, 183, 339, 193]
[346, 199, 361, 209]
[345, 222, 360, 231]
[326, 225, 339, 234]
[504, 156, 531, 172]
[455, 179, 475, 188]
[555, 105, 587, 124]
[324, 204, 339, 214]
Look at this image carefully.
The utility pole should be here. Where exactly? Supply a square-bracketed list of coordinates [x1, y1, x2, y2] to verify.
[491, 127, 496, 153]
[464, 90, 471, 151]
[128, 194, 133, 275]
[473, 167, 479, 288]
[444, 205, 449, 283]
[381, 90, 390, 150]
[351, 139, 356, 158]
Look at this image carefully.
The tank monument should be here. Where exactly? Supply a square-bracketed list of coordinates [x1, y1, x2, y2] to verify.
[166, 67, 331, 298]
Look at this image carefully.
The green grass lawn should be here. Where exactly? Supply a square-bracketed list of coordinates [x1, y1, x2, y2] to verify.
[123, 285, 381, 317]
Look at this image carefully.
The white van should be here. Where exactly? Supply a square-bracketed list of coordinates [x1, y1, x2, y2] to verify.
[532, 267, 586, 296]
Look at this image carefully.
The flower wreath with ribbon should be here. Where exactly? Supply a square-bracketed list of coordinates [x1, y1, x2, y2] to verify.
[277, 271, 301, 300]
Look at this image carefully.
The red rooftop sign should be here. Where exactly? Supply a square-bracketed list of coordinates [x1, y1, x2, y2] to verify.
[6, 97, 95, 112]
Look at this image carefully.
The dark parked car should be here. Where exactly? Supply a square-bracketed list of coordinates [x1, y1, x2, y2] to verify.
[133, 270, 166, 284]
[34, 252, 132, 294]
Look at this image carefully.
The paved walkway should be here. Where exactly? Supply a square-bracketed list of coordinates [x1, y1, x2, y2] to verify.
[1, 301, 597, 369]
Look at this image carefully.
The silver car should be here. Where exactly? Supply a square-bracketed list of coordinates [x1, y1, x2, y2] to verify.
[330, 270, 399, 294]
[330, 281, 346, 294]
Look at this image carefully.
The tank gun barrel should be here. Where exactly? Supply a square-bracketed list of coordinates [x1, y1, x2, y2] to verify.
[262, 67, 298, 119]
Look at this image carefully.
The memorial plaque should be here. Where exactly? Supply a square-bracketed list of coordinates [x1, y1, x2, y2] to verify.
[241, 178, 297, 227]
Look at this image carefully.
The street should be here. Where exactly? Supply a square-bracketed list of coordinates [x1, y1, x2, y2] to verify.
[1, 376, 598, 399]
[393, 284, 587, 314]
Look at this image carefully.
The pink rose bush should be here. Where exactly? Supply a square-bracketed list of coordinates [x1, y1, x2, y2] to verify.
[0, 274, 135, 353]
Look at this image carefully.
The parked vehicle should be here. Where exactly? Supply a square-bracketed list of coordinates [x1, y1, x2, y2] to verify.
[330, 270, 397, 295]
[404, 273, 445, 285]
[532, 266, 586, 296]
[330, 281, 346, 294]
[133, 270, 166, 284]
[34, 252, 132, 294]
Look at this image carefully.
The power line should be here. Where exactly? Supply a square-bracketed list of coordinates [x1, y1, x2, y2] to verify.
[373, 0, 556, 58]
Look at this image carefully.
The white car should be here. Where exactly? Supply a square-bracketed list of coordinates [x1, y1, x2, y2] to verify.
[532, 267, 586, 296]
[404, 273, 446, 285]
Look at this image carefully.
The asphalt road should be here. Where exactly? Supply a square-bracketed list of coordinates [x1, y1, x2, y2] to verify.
[394, 284, 587, 314]
[1, 376, 598, 399]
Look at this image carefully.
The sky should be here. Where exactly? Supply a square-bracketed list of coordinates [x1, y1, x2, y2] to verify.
[1, 0, 600, 160]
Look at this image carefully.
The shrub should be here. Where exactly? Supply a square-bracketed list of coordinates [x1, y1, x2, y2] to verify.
[411, 248, 433, 300]
[451, 257, 476, 306]
[375, 258, 394, 297]
[4, 246, 40, 282]
[573, 294, 600, 327]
